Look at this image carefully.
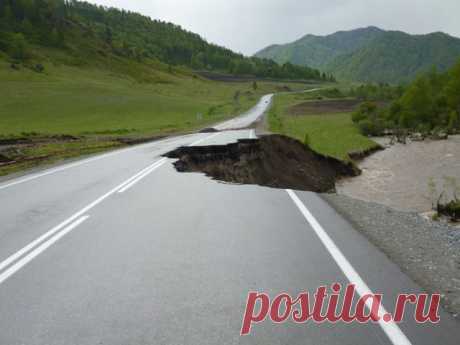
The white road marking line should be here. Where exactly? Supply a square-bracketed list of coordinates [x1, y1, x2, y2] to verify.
[0, 159, 166, 274]
[117, 132, 221, 193]
[286, 190, 413, 345]
[189, 132, 221, 146]
[117, 158, 167, 193]
[0, 216, 89, 285]
[0, 132, 222, 275]
[249, 129, 256, 139]
[0, 134, 198, 191]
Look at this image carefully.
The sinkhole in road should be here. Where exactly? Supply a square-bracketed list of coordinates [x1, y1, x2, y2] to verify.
[164, 134, 360, 192]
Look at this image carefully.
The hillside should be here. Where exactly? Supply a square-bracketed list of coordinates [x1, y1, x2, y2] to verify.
[255, 27, 460, 83]
[0, 0, 326, 176]
[256, 26, 384, 69]
[0, 0, 325, 81]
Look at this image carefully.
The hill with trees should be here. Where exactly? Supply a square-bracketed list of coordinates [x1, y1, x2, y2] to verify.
[0, 0, 327, 81]
[255, 27, 460, 83]
[352, 61, 460, 136]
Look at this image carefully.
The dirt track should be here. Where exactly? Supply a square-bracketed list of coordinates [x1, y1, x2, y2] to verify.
[288, 99, 361, 115]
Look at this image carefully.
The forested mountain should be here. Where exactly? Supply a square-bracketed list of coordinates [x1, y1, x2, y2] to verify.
[256, 27, 384, 69]
[0, 0, 327, 81]
[255, 27, 460, 83]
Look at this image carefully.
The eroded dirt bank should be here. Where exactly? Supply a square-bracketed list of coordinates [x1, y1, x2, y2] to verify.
[164, 134, 359, 192]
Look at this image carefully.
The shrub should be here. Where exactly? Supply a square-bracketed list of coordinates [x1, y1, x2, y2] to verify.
[33, 64, 45, 73]
[447, 111, 459, 133]
[357, 118, 386, 136]
[7, 33, 30, 61]
[352, 101, 378, 123]
[438, 200, 460, 221]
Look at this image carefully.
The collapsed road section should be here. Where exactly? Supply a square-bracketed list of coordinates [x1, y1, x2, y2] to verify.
[164, 134, 359, 192]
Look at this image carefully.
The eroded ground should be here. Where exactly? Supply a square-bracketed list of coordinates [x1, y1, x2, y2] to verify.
[164, 134, 359, 193]
[288, 99, 361, 115]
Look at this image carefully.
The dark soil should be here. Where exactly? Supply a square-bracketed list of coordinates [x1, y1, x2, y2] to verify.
[0, 134, 79, 146]
[116, 134, 168, 146]
[0, 154, 13, 164]
[288, 99, 362, 115]
[199, 128, 220, 133]
[164, 135, 360, 192]
[194, 70, 316, 84]
[276, 85, 292, 92]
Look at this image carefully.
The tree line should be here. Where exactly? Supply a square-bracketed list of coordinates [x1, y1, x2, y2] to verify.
[352, 62, 460, 136]
[0, 0, 332, 81]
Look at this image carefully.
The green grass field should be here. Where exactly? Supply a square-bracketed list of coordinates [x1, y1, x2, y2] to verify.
[0, 60, 296, 137]
[268, 92, 379, 161]
[0, 58, 307, 175]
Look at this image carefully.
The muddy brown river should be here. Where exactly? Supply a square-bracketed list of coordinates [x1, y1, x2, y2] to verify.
[337, 135, 460, 213]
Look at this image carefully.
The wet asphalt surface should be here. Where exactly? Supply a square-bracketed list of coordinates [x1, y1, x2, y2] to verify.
[0, 96, 459, 344]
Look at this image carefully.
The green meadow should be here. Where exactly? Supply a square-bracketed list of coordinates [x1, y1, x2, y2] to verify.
[268, 91, 379, 161]
[0, 58, 305, 175]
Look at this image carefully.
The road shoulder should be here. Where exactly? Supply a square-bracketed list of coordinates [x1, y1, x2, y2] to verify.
[322, 193, 460, 320]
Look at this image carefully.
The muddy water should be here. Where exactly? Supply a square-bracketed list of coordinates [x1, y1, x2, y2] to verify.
[337, 135, 460, 213]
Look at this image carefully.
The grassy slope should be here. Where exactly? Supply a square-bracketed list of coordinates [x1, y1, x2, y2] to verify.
[0, 60, 288, 136]
[268, 91, 379, 161]
[0, 55, 306, 176]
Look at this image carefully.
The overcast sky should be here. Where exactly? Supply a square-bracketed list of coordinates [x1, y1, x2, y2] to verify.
[87, 0, 460, 56]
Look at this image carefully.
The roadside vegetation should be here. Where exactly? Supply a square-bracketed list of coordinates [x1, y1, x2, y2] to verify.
[429, 177, 460, 222]
[0, 60, 306, 176]
[268, 89, 380, 161]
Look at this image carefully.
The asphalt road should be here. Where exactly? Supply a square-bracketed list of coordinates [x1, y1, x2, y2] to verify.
[0, 95, 459, 345]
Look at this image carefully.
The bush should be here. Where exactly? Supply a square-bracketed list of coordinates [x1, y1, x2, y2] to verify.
[447, 111, 459, 133]
[438, 200, 460, 221]
[321, 88, 344, 98]
[357, 119, 376, 136]
[7, 33, 30, 61]
[358, 118, 387, 136]
[352, 101, 377, 123]
[33, 64, 45, 73]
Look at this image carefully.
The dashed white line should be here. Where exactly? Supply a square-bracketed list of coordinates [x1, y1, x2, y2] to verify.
[189, 132, 221, 146]
[286, 189, 413, 345]
[0, 132, 222, 283]
[0, 216, 90, 285]
[117, 132, 221, 193]
[117, 158, 167, 193]
[0, 158, 166, 278]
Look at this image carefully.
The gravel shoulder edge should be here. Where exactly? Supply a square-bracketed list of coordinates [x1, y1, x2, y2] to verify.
[321, 193, 460, 320]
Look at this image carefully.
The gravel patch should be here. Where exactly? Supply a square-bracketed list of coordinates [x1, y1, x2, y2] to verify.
[322, 193, 460, 319]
